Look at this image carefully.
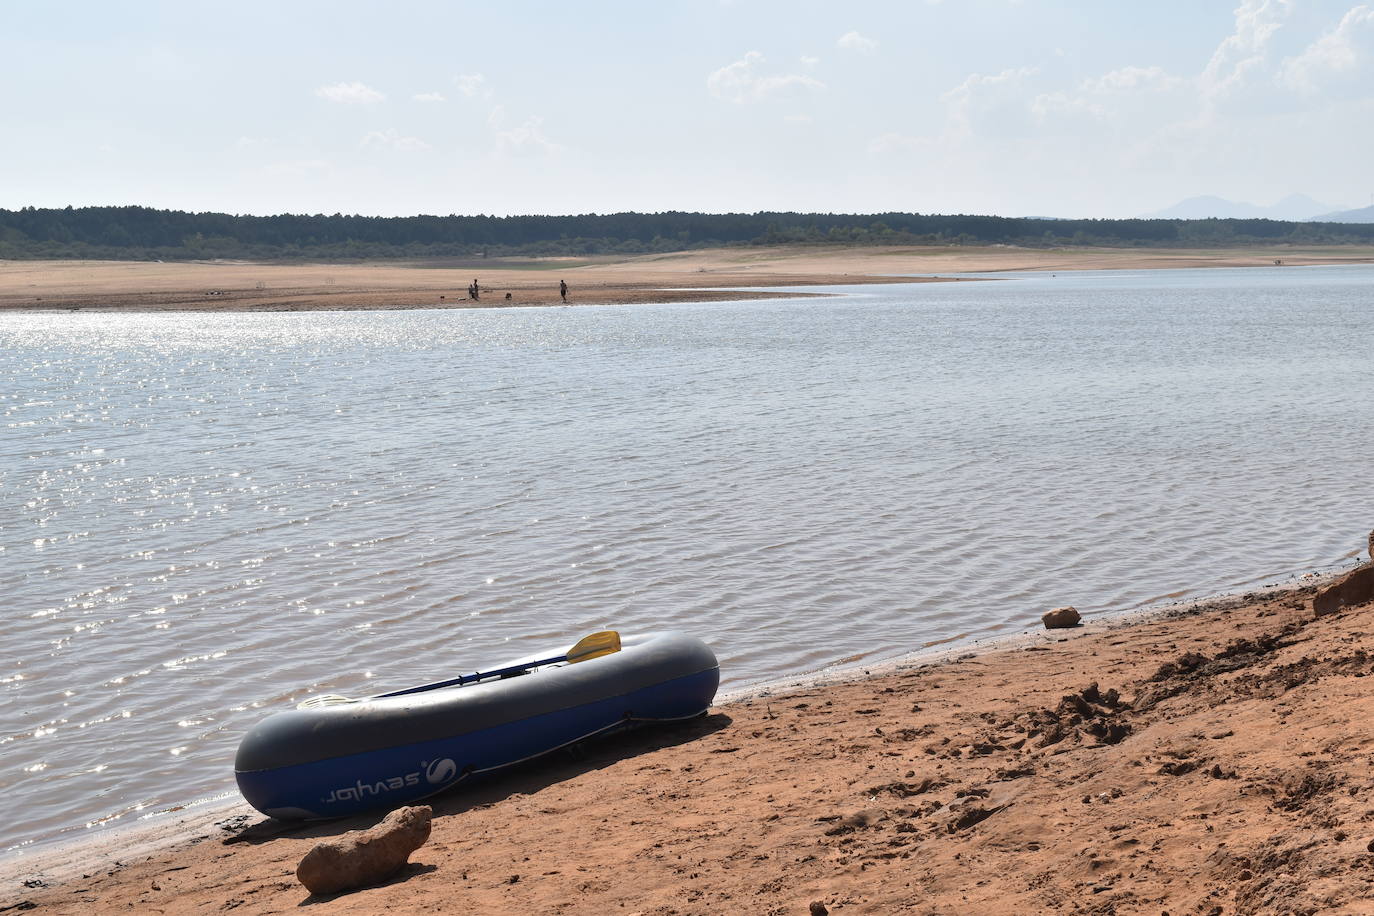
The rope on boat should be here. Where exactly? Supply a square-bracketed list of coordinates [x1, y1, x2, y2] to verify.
[459, 707, 712, 777]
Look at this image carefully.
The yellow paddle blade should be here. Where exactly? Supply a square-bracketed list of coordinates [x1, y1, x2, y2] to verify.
[566, 630, 621, 664]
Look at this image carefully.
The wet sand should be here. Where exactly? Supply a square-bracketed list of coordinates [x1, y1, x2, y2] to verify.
[3, 243, 1373, 312]
[8, 562, 1374, 914]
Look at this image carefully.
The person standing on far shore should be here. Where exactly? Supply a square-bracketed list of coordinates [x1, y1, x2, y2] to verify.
[471, 279, 480, 302]
[559, 279, 567, 303]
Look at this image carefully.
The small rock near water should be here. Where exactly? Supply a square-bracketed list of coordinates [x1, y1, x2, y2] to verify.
[1042, 606, 1081, 629]
[297, 805, 433, 896]
[810, 902, 830, 916]
[1313, 562, 1374, 617]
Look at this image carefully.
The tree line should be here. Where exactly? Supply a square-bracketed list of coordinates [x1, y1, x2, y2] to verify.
[2, 205, 1372, 260]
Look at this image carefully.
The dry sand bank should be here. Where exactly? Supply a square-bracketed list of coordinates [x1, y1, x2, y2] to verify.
[3, 243, 1372, 313]
[8, 559, 1374, 914]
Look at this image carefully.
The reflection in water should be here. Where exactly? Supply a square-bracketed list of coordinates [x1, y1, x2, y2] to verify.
[2, 265, 1373, 855]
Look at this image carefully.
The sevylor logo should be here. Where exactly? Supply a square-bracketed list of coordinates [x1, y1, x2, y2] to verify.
[426, 757, 458, 785]
[321, 757, 460, 804]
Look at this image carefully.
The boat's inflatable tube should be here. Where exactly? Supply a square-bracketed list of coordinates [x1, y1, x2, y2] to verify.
[234, 632, 719, 819]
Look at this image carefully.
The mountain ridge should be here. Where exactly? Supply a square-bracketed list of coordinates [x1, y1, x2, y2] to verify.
[1143, 193, 1338, 221]
[1310, 204, 1374, 224]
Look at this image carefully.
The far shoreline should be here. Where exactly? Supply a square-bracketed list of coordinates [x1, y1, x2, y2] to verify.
[3, 243, 1373, 314]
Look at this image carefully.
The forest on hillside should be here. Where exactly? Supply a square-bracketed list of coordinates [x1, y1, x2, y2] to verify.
[2, 205, 1373, 261]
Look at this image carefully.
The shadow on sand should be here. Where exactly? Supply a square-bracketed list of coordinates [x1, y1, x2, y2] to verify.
[222, 712, 733, 847]
[296, 863, 440, 906]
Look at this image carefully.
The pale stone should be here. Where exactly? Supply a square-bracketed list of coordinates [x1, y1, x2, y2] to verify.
[296, 805, 432, 896]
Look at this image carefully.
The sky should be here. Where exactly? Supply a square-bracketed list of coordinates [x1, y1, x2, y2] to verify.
[3, 0, 1373, 218]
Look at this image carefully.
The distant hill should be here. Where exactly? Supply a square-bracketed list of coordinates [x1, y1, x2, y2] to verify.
[1309, 204, 1374, 224]
[1144, 194, 1336, 221]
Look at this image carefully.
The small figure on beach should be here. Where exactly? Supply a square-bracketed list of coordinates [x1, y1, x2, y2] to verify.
[559, 279, 568, 303]
[469, 279, 479, 302]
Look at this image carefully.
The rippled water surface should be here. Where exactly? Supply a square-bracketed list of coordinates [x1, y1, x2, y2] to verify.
[4, 265, 1374, 855]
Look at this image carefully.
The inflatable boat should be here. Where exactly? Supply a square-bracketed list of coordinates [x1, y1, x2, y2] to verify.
[234, 631, 719, 819]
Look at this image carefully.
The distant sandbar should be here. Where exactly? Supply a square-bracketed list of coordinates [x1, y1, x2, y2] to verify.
[3, 243, 1371, 312]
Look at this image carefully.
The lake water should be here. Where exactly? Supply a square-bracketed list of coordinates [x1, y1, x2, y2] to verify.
[3, 265, 1373, 857]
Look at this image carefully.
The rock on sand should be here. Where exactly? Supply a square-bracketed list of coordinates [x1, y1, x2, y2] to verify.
[1041, 606, 1081, 629]
[1312, 530, 1374, 617]
[297, 805, 433, 896]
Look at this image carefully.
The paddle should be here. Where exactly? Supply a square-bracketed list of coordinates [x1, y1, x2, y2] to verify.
[370, 630, 622, 700]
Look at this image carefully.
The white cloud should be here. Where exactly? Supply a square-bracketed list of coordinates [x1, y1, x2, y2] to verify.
[1086, 65, 1185, 95]
[941, 66, 1039, 136]
[871, 58, 1191, 170]
[1029, 89, 1106, 123]
[837, 31, 878, 54]
[1032, 66, 1187, 124]
[861, 2, 1374, 215]
[455, 73, 490, 99]
[315, 81, 385, 104]
[1280, 4, 1374, 94]
[707, 51, 826, 104]
[413, 91, 446, 103]
[869, 66, 1041, 156]
[801, 55, 820, 68]
[488, 106, 561, 157]
[1199, 0, 1292, 100]
[361, 129, 432, 152]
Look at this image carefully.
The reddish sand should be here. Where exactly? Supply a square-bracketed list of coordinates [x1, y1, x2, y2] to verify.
[7, 561, 1374, 914]
[7, 249, 1374, 912]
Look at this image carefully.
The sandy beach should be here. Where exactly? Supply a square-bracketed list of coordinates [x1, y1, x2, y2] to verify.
[7, 550, 1374, 914]
[6, 251, 1374, 914]
[4, 243, 1374, 312]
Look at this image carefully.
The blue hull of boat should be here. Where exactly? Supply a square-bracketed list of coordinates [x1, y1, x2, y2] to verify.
[234, 633, 719, 819]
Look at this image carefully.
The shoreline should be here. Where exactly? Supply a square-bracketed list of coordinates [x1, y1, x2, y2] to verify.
[4, 244, 1373, 313]
[720, 560, 1359, 707]
[5, 559, 1356, 875]
[8, 554, 1374, 913]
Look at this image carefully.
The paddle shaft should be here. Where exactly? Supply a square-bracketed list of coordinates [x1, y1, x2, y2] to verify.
[374, 653, 570, 699]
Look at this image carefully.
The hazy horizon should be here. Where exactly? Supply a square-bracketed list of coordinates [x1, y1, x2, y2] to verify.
[4, 1, 1373, 219]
